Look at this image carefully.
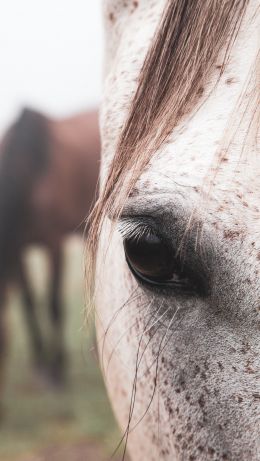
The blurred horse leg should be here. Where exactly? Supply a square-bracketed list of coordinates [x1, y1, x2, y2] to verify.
[48, 244, 65, 385]
[17, 257, 45, 370]
[0, 285, 7, 420]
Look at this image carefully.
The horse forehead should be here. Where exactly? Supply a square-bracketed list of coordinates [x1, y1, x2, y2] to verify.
[102, 0, 259, 223]
[138, 103, 260, 222]
[135, 96, 260, 231]
[102, 0, 259, 155]
[138, 72, 260, 226]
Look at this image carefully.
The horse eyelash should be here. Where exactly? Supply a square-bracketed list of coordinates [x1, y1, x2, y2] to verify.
[117, 219, 154, 242]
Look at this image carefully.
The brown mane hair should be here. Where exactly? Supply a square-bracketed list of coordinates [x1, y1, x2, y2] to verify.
[87, 0, 250, 296]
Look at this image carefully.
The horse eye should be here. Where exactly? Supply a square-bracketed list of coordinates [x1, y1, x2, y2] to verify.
[123, 232, 176, 285]
[123, 229, 209, 294]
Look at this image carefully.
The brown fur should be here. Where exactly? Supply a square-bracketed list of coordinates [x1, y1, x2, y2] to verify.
[0, 108, 100, 393]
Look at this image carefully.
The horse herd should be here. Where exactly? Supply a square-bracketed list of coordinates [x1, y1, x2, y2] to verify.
[0, 1, 260, 460]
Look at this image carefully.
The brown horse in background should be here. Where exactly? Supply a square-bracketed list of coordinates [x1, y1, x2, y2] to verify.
[0, 108, 100, 394]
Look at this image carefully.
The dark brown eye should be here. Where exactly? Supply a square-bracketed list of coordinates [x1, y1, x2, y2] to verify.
[122, 227, 209, 295]
[124, 233, 174, 283]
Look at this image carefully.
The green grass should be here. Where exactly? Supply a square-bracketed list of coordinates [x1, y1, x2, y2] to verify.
[0, 239, 120, 461]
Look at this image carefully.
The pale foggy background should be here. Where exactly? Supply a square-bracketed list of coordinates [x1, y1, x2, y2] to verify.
[0, 0, 103, 134]
[0, 3, 124, 461]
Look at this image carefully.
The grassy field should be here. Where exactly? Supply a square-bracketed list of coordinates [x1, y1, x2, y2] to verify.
[0, 239, 121, 461]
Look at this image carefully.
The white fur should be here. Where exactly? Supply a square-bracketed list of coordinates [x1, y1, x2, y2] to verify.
[96, 1, 260, 460]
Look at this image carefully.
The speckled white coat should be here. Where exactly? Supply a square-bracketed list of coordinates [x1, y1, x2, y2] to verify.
[95, 1, 260, 460]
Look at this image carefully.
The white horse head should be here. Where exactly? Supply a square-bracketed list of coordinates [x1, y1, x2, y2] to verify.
[89, 1, 260, 459]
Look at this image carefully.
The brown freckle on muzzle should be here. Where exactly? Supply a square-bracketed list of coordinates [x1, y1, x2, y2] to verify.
[220, 155, 228, 163]
[222, 454, 229, 460]
[223, 229, 242, 240]
[109, 12, 115, 22]
[217, 361, 224, 371]
[208, 447, 215, 456]
[225, 77, 237, 85]
[233, 394, 243, 403]
[198, 395, 205, 407]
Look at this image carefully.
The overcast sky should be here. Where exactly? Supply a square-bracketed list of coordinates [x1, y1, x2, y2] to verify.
[0, 1, 103, 134]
